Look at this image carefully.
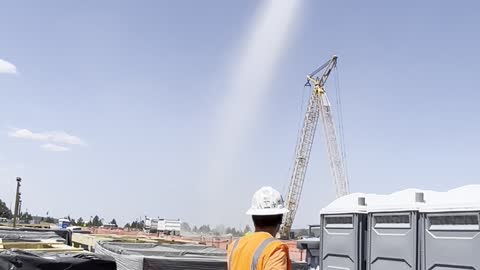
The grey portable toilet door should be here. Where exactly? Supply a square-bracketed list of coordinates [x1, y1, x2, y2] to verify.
[320, 214, 361, 270]
[423, 211, 480, 270]
[368, 212, 418, 270]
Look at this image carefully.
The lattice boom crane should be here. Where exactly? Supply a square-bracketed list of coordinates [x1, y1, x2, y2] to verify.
[280, 55, 349, 239]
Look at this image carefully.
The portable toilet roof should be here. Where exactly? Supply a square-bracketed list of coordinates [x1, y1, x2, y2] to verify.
[366, 188, 434, 212]
[321, 189, 430, 214]
[321, 185, 480, 214]
[420, 184, 480, 212]
[320, 193, 369, 214]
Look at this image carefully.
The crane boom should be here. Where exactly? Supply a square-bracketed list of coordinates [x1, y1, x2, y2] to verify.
[280, 55, 349, 239]
[281, 90, 320, 238]
[316, 93, 349, 197]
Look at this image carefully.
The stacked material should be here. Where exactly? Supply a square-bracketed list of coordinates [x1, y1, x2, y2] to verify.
[0, 250, 116, 270]
[99, 242, 226, 257]
[0, 230, 65, 243]
[95, 241, 226, 270]
[95, 241, 307, 270]
[0, 228, 116, 270]
[0, 228, 80, 253]
[0, 227, 72, 246]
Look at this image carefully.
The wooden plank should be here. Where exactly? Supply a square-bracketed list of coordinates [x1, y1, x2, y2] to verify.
[0, 241, 84, 253]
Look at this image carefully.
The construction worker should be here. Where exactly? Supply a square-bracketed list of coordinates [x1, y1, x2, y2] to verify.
[227, 186, 291, 270]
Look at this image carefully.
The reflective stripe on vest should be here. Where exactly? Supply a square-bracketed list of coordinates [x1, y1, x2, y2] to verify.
[228, 239, 240, 270]
[250, 237, 277, 270]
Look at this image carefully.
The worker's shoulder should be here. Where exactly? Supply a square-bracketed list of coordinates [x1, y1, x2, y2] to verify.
[237, 232, 288, 248]
[264, 247, 289, 270]
[259, 237, 289, 254]
[269, 246, 288, 257]
[270, 239, 289, 250]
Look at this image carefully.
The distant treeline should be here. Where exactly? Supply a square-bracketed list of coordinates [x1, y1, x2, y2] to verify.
[1, 198, 252, 234]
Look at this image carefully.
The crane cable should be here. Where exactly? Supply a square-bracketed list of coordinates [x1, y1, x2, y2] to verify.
[333, 65, 350, 184]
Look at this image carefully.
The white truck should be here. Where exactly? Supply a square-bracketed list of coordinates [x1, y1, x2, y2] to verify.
[144, 217, 181, 235]
[144, 217, 159, 233]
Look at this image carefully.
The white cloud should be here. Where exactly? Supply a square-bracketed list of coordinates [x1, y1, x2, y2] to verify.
[9, 129, 49, 141]
[41, 143, 70, 152]
[8, 129, 85, 145]
[0, 59, 17, 74]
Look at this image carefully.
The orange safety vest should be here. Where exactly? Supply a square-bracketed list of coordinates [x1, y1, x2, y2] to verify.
[227, 232, 291, 270]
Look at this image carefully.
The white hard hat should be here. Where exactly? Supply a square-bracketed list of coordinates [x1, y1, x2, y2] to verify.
[246, 186, 289, 216]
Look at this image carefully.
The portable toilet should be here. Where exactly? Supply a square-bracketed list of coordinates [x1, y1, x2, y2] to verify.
[419, 185, 480, 270]
[366, 189, 427, 270]
[319, 193, 368, 270]
[58, 218, 70, 229]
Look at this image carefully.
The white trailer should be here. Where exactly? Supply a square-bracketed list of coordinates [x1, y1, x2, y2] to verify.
[158, 219, 181, 236]
[144, 217, 159, 233]
[144, 217, 180, 235]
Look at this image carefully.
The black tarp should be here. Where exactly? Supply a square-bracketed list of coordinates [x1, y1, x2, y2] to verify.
[100, 242, 226, 257]
[143, 257, 226, 270]
[143, 257, 307, 270]
[95, 241, 307, 270]
[0, 228, 72, 246]
[0, 250, 116, 270]
[95, 241, 227, 270]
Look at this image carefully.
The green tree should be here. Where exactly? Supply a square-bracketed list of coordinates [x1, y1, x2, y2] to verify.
[244, 225, 252, 234]
[45, 217, 55, 223]
[199, 224, 211, 233]
[130, 220, 144, 230]
[124, 223, 131, 229]
[226, 227, 242, 237]
[213, 224, 225, 235]
[0, 199, 12, 219]
[77, 217, 85, 226]
[67, 216, 77, 226]
[110, 218, 117, 226]
[225, 227, 234, 235]
[181, 222, 191, 232]
[20, 212, 33, 223]
[92, 215, 103, 227]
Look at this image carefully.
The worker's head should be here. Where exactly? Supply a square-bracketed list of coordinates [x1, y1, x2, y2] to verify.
[252, 214, 283, 233]
[246, 187, 289, 235]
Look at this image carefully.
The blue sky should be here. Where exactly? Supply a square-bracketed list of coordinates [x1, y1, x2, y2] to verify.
[1, 1, 479, 228]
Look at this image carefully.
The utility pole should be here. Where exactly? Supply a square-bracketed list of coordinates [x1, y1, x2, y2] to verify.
[13, 177, 22, 228]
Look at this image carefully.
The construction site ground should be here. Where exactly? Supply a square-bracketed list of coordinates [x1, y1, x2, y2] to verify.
[87, 228, 305, 261]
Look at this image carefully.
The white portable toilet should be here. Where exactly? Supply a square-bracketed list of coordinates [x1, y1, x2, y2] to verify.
[419, 185, 480, 270]
[319, 193, 368, 270]
[366, 189, 428, 270]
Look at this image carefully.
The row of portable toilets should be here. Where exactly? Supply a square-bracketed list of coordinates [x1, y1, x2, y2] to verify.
[301, 185, 480, 270]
